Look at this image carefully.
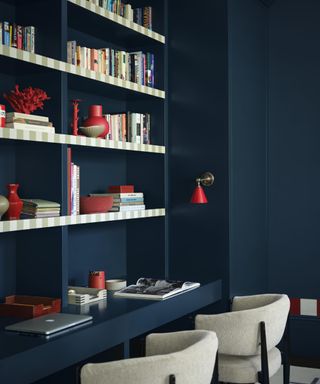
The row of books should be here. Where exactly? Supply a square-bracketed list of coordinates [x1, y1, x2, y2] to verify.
[105, 112, 151, 144]
[0, 22, 35, 53]
[87, 0, 153, 30]
[90, 192, 145, 212]
[21, 199, 61, 218]
[67, 42, 155, 87]
[68, 149, 80, 216]
[5, 112, 55, 134]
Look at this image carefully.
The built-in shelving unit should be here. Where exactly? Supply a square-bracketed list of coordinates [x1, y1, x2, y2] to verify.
[0, 128, 165, 154]
[0, 208, 165, 233]
[0, 45, 165, 99]
[0, 0, 167, 335]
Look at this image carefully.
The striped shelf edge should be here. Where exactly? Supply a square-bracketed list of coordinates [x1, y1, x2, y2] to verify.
[0, 128, 166, 154]
[0, 45, 165, 99]
[68, 0, 165, 45]
[0, 208, 165, 233]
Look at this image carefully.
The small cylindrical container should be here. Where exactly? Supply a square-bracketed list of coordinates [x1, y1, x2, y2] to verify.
[88, 271, 105, 289]
[0, 104, 6, 128]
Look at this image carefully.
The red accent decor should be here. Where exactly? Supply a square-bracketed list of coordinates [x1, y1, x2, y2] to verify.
[89, 271, 106, 289]
[0, 104, 5, 127]
[80, 196, 113, 214]
[108, 185, 135, 193]
[3, 85, 50, 114]
[6, 183, 23, 220]
[0, 295, 61, 319]
[71, 99, 81, 136]
[190, 185, 208, 204]
[290, 298, 301, 315]
[83, 105, 109, 138]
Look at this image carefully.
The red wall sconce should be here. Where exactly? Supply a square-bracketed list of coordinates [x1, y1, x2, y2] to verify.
[190, 172, 214, 204]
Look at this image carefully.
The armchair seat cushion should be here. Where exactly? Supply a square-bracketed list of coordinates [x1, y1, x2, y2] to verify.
[219, 347, 281, 383]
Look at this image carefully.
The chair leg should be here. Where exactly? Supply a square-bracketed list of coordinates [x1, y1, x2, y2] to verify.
[282, 315, 290, 384]
[211, 351, 219, 384]
[283, 356, 290, 384]
[260, 321, 270, 384]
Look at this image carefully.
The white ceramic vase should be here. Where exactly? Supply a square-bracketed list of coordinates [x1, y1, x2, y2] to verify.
[0, 195, 9, 220]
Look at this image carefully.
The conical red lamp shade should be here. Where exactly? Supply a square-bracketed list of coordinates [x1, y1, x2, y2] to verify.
[190, 185, 208, 204]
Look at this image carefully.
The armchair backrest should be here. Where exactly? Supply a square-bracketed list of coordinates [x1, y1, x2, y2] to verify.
[196, 294, 290, 356]
[81, 330, 218, 384]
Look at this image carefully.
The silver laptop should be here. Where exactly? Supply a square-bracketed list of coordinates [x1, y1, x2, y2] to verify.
[5, 313, 93, 336]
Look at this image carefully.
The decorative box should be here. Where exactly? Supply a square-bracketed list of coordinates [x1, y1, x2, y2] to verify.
[0, 295, 61, 318]
[68, 286, 107, 306]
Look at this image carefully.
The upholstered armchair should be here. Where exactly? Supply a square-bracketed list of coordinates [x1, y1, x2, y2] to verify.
[81, 329, 218, 384]
[196, 294, 290, 384]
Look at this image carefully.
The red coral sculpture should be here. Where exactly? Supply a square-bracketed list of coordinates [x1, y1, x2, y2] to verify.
[3, 85, 50, 114]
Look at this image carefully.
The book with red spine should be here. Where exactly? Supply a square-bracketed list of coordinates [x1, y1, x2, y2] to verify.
[107, 185, 134, 193]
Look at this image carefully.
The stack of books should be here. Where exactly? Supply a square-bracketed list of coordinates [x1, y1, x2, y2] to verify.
[5, 112, 55, 134]
[21, 199, 61, 218]
[90, 185, 145, 212]
[105, 112, 151, 144]
[67, 42, 155, 88]
[87, 1, 153, 30]
[0, 22, 35, 53]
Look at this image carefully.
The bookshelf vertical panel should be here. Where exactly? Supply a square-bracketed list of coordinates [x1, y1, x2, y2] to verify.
[68, 222, 127, 287]
[15, 228, 65, 298]
[126, 217, 165, 283]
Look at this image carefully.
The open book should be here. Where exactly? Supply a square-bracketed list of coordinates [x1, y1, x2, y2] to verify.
[113, 278, 200, 300]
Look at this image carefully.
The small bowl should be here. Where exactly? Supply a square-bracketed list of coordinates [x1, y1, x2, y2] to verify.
[79, 125, 106, 138]
[80, 196, 113, 214]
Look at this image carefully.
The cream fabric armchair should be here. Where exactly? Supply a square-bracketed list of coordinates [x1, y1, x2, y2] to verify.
[196, 294, 290, 384]
[81, 330, 218, 384]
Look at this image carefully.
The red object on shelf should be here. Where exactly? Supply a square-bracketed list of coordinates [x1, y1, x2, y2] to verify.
[80, 196, 113, 214]
[3, 85, 50, 114]
[190, 185, 208, 204]
[71, 99, 81, 136]
[83, 105, 109, 138]
[0, 104, 5, 128]
[6, 183, 23, 220]
[107, 185, 134, 193]
[89, 271, 106, 289]
[0, 295, 61, 318]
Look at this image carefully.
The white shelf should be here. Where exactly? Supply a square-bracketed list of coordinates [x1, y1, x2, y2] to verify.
[0, 208, 165, 233]
[0, 45, 165, 99]
[0, 128, 165, 154]
[68, 0, 165, 44]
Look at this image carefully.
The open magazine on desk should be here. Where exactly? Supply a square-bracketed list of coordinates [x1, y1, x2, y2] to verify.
[113, 278, 200, 300]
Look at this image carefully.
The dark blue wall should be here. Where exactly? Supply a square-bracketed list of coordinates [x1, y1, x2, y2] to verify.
[168, 0, 229, 302]
[268, 0, 320, 298]
[228, 0, 268, 296]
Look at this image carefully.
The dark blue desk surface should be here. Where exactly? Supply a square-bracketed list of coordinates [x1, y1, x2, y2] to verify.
[0, 280, 221, 384]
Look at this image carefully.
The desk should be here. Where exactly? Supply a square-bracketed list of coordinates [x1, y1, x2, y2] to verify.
[0, 280, 221, 384]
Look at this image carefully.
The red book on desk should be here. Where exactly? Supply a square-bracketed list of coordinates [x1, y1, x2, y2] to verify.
[108, 185, 134, 193]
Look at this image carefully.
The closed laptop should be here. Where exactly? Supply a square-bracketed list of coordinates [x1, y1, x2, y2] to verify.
[5, 313, 93, 336]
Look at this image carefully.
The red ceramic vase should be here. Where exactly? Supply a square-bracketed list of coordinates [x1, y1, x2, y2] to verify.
[83, 105, 109, 138]
[6, 183, 23, 220]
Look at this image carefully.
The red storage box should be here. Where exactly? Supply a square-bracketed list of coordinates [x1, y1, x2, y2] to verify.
[0, 295, 61, 318]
